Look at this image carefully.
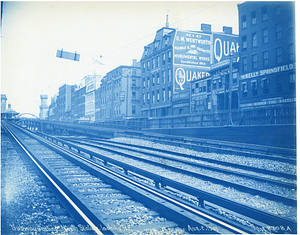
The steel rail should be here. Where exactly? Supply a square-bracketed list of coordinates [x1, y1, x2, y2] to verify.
[71, 138, 296, 189]
[18, 126, 297, 232]
[5, 122, 251, 234]
[2, 123, 104, 235]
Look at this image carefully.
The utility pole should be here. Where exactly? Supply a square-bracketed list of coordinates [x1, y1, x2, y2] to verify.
[228, 53, 233, 125]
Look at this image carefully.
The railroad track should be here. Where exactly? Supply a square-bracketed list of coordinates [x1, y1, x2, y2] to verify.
[3, 121, 266, 235]
[16, 124, 297, 234]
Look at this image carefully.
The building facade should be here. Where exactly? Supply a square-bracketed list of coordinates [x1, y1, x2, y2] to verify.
[140, 24, 239, 118]
[1, 94, 7, 113]
[57, 84, 72, 121]
[238, 1, 296, 124]
[39, 94, 49, 119]
[95, 60, 141, 122]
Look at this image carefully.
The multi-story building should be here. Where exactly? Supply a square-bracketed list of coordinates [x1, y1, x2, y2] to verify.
[84, 74, 102, 122]
[1, 94, 7, 113]
[71, 83, 86, 122]
[39, 94, 49, 119]
[238, 1, 295, 124]
[140, 23, 239, 118]
[57, 84, 72, 121]
[48, 94, 59, 121]
[95, 60, 141, 122]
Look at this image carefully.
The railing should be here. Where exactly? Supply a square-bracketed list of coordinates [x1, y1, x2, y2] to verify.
[92, 107, 296, 131]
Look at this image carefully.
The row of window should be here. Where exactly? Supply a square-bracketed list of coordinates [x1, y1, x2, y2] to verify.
[241, 6, 283, 29]
[241, 73, 296, 97]
[143, 87, 172, 105]
[143, 69, 172, 88]
[142, 51, 172, 72]
[242, 45, 295, 72]
[241, 25, 286, 51]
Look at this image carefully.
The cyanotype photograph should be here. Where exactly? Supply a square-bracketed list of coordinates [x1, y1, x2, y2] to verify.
[1, 1, 296, 234]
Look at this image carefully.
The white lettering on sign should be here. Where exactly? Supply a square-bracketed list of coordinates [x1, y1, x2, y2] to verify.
[214, 38, 239, 62]
[175, 67, 210, 91]
[241, 64, 295, 79]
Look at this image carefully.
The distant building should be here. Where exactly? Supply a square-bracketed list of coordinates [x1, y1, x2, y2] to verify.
[39, 94, 48, 119]
[1, 94, 7, 113]
[84, 74, 102, 122]
[95, 60, 141, 122]
[57, 84, 72, 121]
[48, 93, 59, 121]
[71, 84, 86, 123]
[2, 103, 19, 119]
[140, 23, 239, 118]
[238, 1, 295, 124]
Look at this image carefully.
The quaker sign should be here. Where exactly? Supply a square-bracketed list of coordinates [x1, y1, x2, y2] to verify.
[174, 66, 210, 94]
[174, 31, 211, 67]
[212, 33, 239, 64]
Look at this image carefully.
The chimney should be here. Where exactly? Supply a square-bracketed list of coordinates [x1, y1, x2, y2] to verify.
[201, 23, 211, 33]
[223, 26, 232, 34]
[132, 59, 137, 67]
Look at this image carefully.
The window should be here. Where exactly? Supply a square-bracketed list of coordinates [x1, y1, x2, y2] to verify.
[162, 70, 166, 83]
[132, 92, 136, 99]
[251, 80, 257, 96]
[252, 54, 258, 69]
[251, 11, 256, 25]
[168, 87, 172, 100]
[213, 80, 217, 90]
[242, 57, 247, 72]
[276, 47, 282, 64]
[263, 51, 268, 67]
[207, 80, 211, 91]
[162, 88, 165, 102]
[143, 63, 146, 73]
[276, 75, 283, 92]
[242, 15, 247, 29]
[276, 24, 282, 39]
[164, 37, 169, 46]
[157, 56, 160, 68]
[162, 53, 166, 65]
[147, 76, 150, 87]
[242, 36, 247, 50]
[261, 78, 269, 94]
[156, 90, 160, 102]
[152, 75, 155, 86]
[263, 28, 268, 44]
[289, 44, 295, 61]
[241, 82, 247, 97]
[132, 78, 136, 87]
[147, 61, 150, 70]
[252, 33, 257, 47]
[143, 77, 146, 88]
[289, 73, 296, 90]
[233, 73, 237, 84]
[132, 106, 136, 114]
[154, 40, 159, 49]
[143, 93, 146, 104]
[152, 91, 155, 103]
[168, 69, 172, 82]
[262, 6, 268, 21]
[152, 58, 155, 69]
[168, 51, 172, 63]
[276, 7, 281, 15]
[147, 92, 150, 103]
[157, 73, 160, 84]
[218, 78, 223, 88]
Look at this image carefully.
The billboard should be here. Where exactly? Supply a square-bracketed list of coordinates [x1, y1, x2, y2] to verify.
[212, 33, 239, 64]
[173, 31, 211, 67]
[173, 66, 210, 95]
[56, 49, 80, 61]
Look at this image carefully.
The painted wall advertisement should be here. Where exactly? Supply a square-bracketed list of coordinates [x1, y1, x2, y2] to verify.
[212, 33, 239, 65]
[174, 31, 211, 67]
[173, 66, 210, 95]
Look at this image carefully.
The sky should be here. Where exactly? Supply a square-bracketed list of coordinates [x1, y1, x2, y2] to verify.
[1, 1, 243, 117]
